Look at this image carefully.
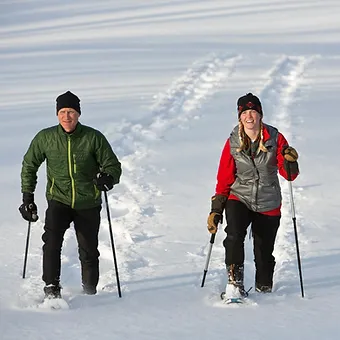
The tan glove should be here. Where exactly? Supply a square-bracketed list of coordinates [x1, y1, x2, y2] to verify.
[207, 212, 221, 234]
[282, 146, 298, 162]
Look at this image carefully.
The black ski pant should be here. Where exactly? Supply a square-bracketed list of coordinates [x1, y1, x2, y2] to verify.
[42, 200, 101, 288]
[223, 199, 280, 286]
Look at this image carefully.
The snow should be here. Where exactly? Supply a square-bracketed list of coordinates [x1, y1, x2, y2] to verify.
[1, 0, 340, 339]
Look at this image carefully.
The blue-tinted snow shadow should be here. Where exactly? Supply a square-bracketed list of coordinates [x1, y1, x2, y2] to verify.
[102, 268, 221, 293]
[274, 250, 340, 299]
[301, 251, 340, 289]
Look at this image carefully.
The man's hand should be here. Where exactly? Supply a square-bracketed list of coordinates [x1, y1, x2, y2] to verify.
[94, 172, 114, 192]
[19, 193, 38, 222]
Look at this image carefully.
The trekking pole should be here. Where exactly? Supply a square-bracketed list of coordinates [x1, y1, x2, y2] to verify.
[104, 191, 122, 298]
[287, 164, 305, 298]
[22, 220, 32, 279]
[22, 205, 38, 279]
[201, 232, 216, 287]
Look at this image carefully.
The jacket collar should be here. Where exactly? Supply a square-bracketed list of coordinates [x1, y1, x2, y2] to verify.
[58, 122, 82, 137]
[262, 123, 271, 142]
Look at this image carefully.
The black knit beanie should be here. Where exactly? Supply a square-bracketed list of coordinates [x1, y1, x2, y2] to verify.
[237, 93, 262, 118]
[56, 91, 81, 115]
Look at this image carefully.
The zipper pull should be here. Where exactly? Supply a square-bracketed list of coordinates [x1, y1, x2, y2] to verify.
[73, 154, 76, 173]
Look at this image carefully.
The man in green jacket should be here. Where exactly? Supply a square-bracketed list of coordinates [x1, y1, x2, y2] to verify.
[19, 91, 122, 299]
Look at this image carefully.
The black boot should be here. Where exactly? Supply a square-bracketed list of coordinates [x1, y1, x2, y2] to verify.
[81, 262, 99, 295]
[44, 284, 62, 299]
[255, 264, 274, 293]
[255, 282, 272, 293]
[227, 264, 248, 297]
[82, 284, 97, 295]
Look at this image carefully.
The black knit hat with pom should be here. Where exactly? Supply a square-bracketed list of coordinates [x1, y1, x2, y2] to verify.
[237, 93, 262, 118]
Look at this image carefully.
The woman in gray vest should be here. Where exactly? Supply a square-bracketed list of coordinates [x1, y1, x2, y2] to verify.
[207, 93, 299, 298]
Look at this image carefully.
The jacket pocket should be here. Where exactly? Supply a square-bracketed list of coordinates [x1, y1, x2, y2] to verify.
[94, 184, 100, 200]
[49, 177, 55, 195]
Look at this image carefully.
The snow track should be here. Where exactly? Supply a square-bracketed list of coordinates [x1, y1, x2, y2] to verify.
[257, 55, 314, 295]
[150, 54, 241, 126]
[101, 53, 242, 292]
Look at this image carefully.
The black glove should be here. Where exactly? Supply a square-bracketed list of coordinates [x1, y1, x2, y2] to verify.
[19, 193, 38, 222]
[210, 194, 228, 214]
[94, 172, 114, 192]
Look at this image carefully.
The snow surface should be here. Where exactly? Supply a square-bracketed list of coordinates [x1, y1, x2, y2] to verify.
[1, 1, 340, 339]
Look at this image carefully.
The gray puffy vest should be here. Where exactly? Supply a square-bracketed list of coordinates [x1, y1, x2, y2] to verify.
[229, 124, 281, 212]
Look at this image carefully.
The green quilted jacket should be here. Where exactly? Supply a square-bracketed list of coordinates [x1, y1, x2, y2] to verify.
[21, 123, 122, 209]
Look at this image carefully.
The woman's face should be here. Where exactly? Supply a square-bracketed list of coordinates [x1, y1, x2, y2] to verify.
[239, 109, 261, 130]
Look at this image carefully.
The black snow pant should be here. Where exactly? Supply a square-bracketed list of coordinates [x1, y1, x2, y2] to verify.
[42, 200, 101, 288]
[223, 199, 280, 287]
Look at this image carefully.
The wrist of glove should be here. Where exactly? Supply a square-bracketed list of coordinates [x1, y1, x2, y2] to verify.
[211, 194, 228, 213]
[282, 146, 298, 162]
[19, 193, 39, 222]
[283, 160, 299, 180]
[207, 212, 221, 234]
[94, 172, 114, 192]
[282, 146, 299, 180]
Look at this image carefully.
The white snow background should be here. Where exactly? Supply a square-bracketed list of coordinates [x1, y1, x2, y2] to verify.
[1, 1, 340, 339]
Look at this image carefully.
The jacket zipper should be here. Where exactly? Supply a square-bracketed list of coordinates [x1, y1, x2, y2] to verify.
[250, 155, 259, 210]
[68, 136, 76, 208]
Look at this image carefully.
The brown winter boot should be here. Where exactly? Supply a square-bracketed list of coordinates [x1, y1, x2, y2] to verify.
[227, 264, 248, 297]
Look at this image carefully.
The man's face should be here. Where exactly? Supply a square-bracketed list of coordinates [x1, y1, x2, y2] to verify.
[57, 108, 80, 132]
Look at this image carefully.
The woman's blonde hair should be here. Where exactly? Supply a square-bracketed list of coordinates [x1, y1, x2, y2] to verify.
[236, 120, 268, 153]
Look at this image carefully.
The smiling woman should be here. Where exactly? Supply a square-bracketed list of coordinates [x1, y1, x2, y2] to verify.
[207, 92, 300, 299]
